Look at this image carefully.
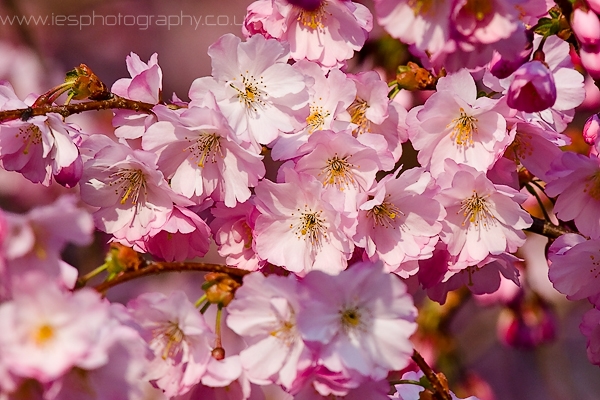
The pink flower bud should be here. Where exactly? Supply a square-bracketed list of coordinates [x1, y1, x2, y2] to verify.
[584, 114, 600, 145]
[54, 155, 83, 188]
[507, 61, 557, 113]
[490, 29, 534, 79]
[572, 8, 600, 48]
[587, 0, 600, 15]
[580, 45, 600, 79]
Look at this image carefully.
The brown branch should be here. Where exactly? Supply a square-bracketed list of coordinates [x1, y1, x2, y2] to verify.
[525, 216, 572, 239]
[412, 349, 452, 400]
[0, 95, 155, 122]
[93, 262, 251, 293]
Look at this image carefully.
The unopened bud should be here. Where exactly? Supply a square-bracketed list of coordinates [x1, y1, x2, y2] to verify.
[584, 114, 600, 145]
[65, 64, 111, 101]
[396, 62, 442, 91]
[203, 272, 241, 307]
[571, 8, 600, 48]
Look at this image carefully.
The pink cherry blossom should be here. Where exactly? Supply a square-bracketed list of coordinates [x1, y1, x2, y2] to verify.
[391, 371, 480, 400]
[0, 82, 82, 186]
[243, 0, 373, 69]
[571, 8, 600, 49]
[435, 161, 532, 269]
[298, 261, 417, 380]
[407, 69, 510, 177]
[584, 114, 600, 146]
[253, 169, 355, 275]
[79, 139, 187, 243]
[111, 52, 162, 140]
[226, 273, 311, 390]
[189, 33, 309, 150]
[127, 291, 215, 397]
[142, 101, 265, 208]
[548, 233, 600, 304]
[545, 151, 600, 239]
[210, 200, 265, 271]
[0, 274, 110, 383]
[354, 167, 445, 275]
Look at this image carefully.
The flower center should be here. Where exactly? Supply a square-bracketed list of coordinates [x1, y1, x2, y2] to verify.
[108, 168, 147, 205]
[290, 206, 327, 248]
[18, 125, 42, 155]
[367, 198, 403, 228]
[269, 308, 298, 346]
[449, 108, 478, 148]
[185, 132, 222, 168]
[230, 73, 266, 112]
[584, 171, 600, 200]
[348, 98, 370, 135]
[459, 191, 495, 228]
[306, 104, 329, 134]
[153, 322, 185, 360]
[297, 1, 328, 30]
[320, 154, 357, 190]
[463, 0, 493, 21]
[33, 324, 54, 346]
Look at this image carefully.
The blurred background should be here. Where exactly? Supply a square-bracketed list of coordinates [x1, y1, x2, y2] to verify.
[1, 1, 600, 399]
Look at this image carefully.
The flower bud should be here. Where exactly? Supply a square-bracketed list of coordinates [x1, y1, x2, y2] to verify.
[490, 30, 534, 79]
[54, 155, 83, 188]
[587, 0, 600, 15]
[580, 46, 600, 79]
[584, 114, 600, 145]
[507, 61, 557, 113]
[203, 272, 241, 307]
[571, 8, 600, 48]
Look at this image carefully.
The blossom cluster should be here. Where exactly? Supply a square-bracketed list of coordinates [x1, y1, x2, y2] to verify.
[0, 0, 599, 398]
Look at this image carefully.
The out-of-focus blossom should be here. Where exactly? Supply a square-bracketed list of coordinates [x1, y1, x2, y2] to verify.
[571, 8, 600, 49]
[243, 0, 372, 70]
[584, 114, 600, 146]
[127, 291, 215, 398]
[580, 307, 600, 365]
[581, 45, 600, 79]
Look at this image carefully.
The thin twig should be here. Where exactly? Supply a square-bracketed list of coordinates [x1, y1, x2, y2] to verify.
[525, 216, 572, 239]
[93, 262, 251, 293]
[411, 349, 452, 400]
[0, 95, 154, 122]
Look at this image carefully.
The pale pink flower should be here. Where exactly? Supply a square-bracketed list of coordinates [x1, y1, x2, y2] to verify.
[298, 261, 417, 380]
[253, 169, 355, 275]
[189, 34, 309, 150]
[0, 82, 82, 186]
[127, 291, 215, 398]
[293, 129, 380, 212]
[79, 139, 187, 243]
[545, 152, 600, 239]
[293, 371, 390, 400]
[111, 53, 162, 139]
[391, 371, 480, 400]
[243, 0, 373, 69]
[0, 274, 110, 383]
[271, 60, 356, 160]
[226, 273, 311, 390]
[354, 168, 444, 275]
[142, 102, 265, 208]
[580, 307, 600, 365]
[407, 69, 510, 177]
[507, 61, 557, 113]
[210, 200, 265, 271]
[435, 161, 532, 268]
[547, 233, 600, 303]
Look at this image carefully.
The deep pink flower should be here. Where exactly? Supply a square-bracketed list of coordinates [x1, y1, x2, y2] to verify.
[506, 61, 557, 113]
[584, 114, 600, 146]
[571, 8, 600, 49]
[0, 82, 82, 186]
